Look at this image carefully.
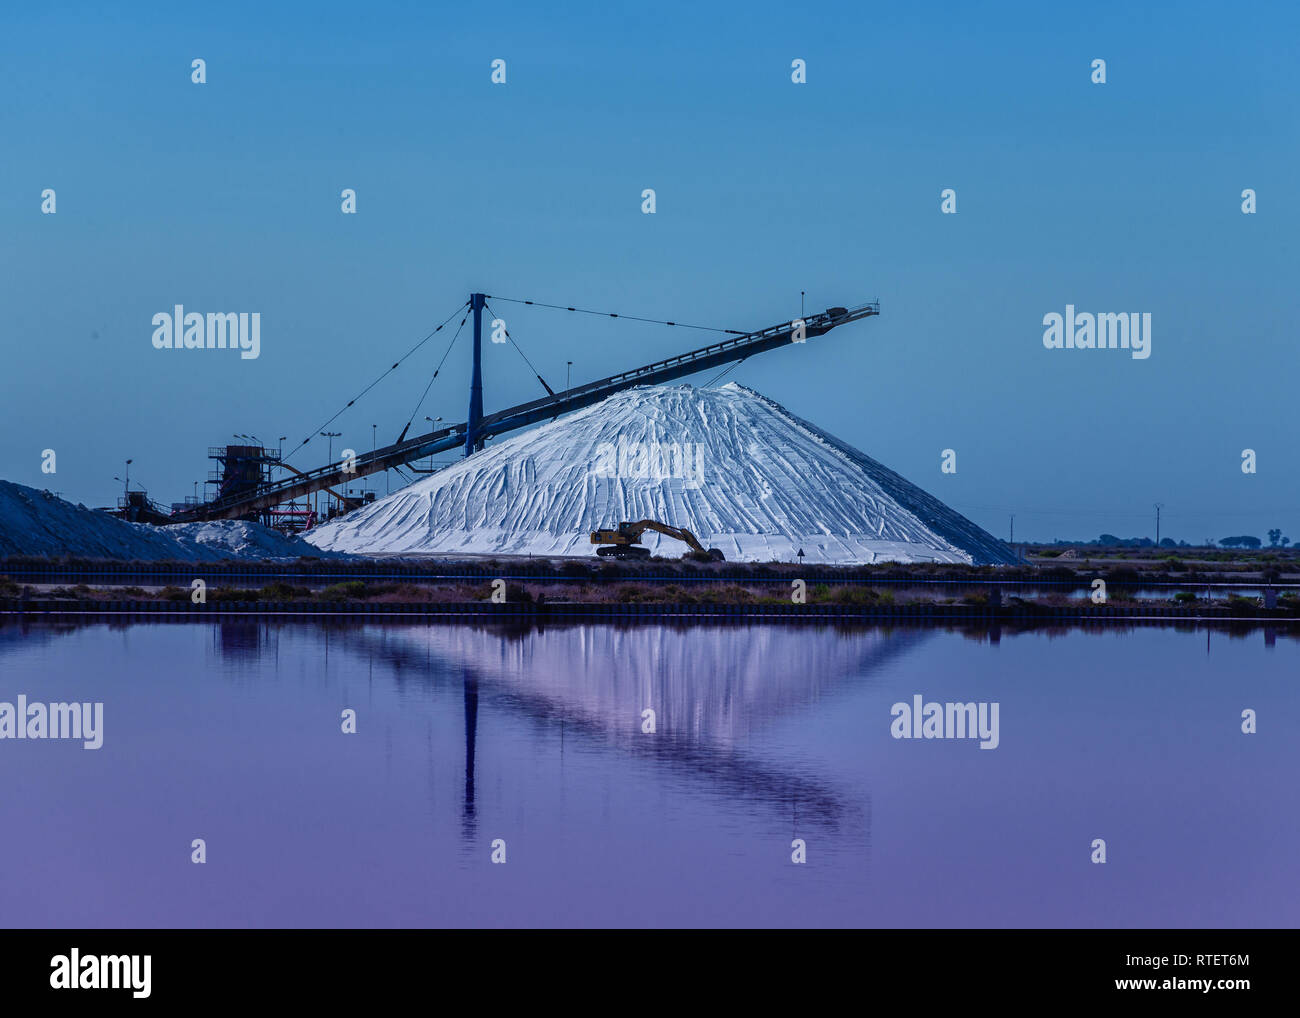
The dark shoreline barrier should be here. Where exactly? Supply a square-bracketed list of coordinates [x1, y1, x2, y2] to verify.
[2, 563, 1297, 593]
[0, 560, 1038, 585]
[3, 597, 1298, 625]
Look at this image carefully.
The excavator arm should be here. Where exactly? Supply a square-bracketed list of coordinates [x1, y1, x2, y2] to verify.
[589, 519, 723, 560]
[636, 521, 707, 555]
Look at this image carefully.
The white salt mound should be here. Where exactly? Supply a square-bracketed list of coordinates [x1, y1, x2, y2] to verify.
[306, 383, 1016, 565]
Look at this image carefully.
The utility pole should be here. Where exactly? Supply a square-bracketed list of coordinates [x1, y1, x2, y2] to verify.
[1154, 503, 1164, 546]
[321, 432, 341, 464]
[567, 360, 572, 391]
[1009, 513, 1014, 545]
[322, 434, 343, 470]
[801, 291, 805, 318]
[321, 431, 341, 517]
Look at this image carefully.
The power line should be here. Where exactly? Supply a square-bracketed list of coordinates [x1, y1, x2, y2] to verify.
[484, 300, 555, 396]
[402, 311, 468, 434]
[486, 294, 745, 335]
[286, 300, 468, 462]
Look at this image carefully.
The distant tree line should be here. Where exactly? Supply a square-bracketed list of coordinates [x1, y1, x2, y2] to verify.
[1043, 531, 1291, 550]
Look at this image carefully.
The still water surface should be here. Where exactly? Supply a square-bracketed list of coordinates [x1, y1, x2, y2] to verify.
[1, 619, 1295, 927]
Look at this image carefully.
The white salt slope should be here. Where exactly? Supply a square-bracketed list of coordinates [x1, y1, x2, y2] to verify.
[306, 383, 1012, 564]
[0, 481, 339, 561]
[306, 383, 1017, 565]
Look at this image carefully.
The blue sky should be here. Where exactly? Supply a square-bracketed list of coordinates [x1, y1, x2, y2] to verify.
[2, 0, 1296, 543]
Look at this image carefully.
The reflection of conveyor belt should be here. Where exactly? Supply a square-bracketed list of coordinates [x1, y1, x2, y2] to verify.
[343, 621, 931, 837]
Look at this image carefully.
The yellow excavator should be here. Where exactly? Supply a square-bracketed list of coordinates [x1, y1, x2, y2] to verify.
[590, 519, 725, 561]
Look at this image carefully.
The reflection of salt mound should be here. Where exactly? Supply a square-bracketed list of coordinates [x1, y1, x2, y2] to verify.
[361, 623, 928, 749]
[307, 383, 1017, 565]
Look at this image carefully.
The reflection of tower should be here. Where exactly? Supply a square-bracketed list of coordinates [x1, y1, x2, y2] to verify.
[216, 619, 266, 660]
[462, 669, 478, 840]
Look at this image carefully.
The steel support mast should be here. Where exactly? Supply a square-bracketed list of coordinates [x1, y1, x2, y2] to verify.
[465, 293, 486, 456]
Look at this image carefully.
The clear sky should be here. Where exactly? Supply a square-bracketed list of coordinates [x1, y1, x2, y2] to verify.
[2, 0, 1295, 544]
